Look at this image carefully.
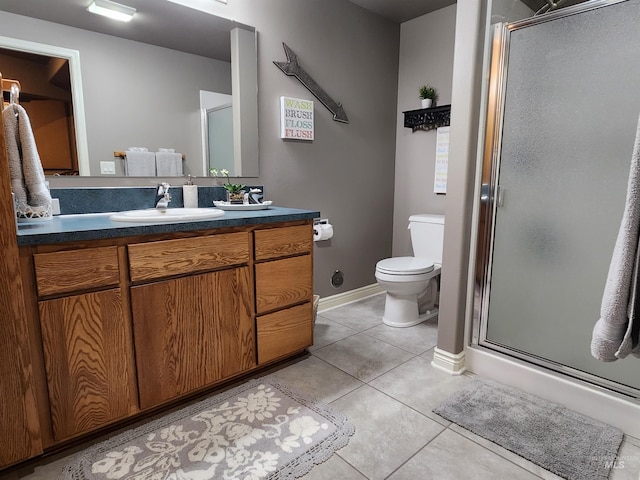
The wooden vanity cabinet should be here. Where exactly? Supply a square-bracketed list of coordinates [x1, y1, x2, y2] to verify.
[254, 224, 314, 364]
[33, 246, 138, 442]
[13, 220, 314, 463]
[128, 233, 255, 409]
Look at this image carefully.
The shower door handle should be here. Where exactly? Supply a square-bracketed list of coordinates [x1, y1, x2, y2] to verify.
[496, 185, 505, 207]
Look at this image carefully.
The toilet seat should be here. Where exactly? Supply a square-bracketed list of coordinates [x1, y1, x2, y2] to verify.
[376, 256, 434, 275]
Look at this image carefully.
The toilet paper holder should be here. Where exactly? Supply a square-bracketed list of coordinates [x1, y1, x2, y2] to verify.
[313, 218, 333, 242]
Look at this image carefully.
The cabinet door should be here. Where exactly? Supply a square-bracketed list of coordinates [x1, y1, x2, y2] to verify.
[131, 267, 255, 409]
[257, 303, 313, 364]
[39, 289, 137, 441]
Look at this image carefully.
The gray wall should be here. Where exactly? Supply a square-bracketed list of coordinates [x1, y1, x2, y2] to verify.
[231, 0, 400, 297]
[392, 5, 456, 257]
[0, 10, 232, 177]
[7, 0, 400, 298]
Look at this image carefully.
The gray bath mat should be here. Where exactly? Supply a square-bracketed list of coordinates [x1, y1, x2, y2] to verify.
[433, 377, 623, 480]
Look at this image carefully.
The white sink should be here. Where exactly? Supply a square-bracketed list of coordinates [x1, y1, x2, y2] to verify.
[110, 208, 225, 223]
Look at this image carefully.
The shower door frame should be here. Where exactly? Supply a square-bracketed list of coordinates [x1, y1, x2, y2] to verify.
[472, 0, 640, 399]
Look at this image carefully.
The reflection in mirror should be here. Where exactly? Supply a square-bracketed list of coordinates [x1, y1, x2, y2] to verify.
[200, 91, 234, 175]
[0, 36, 89, 176]
[0, 2, 258, 178]
[207, 106, 234, 173]
[1, 49, 76, 175]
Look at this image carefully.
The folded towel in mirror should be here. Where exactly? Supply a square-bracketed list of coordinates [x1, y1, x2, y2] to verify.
[158, 148, 175, 153]
[127, 147, 149, 152]
[155, 152, 183, 176]
[125, 151, 156, 176]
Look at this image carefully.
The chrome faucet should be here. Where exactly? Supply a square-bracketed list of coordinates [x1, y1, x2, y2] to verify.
[155, 182, 171, 209]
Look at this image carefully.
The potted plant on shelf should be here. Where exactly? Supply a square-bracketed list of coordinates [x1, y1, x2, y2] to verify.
[210, 168, 246, 204]
[419, 85, 439, 109]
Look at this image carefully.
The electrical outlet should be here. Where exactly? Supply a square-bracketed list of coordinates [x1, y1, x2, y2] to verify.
[100, 161, 116, 175]
[51, 198, 60, 215]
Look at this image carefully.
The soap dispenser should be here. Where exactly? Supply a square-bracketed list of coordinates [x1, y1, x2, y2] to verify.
[183, 175, 198, 208]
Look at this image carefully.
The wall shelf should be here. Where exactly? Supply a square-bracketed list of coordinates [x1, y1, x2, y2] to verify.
[403, 104, 451, 132]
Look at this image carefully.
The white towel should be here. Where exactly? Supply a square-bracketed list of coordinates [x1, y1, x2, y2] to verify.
[2, 104, 51, 207]
[155, 152, 183, 176]
[591, 114, 640, 361]
[125, 151, 156, 176]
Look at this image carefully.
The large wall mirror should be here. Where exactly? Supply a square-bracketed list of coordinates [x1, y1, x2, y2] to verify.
[0, 0, 258, 178]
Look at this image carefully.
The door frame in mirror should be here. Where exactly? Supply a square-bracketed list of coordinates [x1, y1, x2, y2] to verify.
[0, 35, 89, 176]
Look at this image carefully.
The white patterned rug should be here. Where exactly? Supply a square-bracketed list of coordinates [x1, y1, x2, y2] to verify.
[61, 378, 355, 480]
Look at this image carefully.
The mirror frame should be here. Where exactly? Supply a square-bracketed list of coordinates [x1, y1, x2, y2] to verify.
[0, 35, 89, 175]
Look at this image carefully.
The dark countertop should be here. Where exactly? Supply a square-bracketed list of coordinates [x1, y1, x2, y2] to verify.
[16, 207, 321, 246]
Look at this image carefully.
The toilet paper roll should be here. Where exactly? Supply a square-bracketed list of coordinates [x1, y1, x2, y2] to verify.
[313, 223, 334, 242]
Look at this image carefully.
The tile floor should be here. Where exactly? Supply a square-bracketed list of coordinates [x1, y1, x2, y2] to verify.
[7, 293, 640, 480]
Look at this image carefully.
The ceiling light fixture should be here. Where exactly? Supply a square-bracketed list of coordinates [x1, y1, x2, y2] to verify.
[87, 0, 136, 22]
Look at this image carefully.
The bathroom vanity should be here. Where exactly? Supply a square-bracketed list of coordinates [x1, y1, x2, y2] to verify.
[3, 207, 318, 468]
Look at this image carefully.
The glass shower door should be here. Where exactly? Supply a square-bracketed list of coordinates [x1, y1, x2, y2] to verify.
[479, 0, 640, 396]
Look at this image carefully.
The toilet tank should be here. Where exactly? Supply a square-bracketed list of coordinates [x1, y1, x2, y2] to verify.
[409, 214, 445, 263]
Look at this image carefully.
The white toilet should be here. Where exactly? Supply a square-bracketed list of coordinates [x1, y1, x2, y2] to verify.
[375, 214, 445, 327]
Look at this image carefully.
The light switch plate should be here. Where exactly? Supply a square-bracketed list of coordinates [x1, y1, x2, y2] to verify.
[100, 161, 116, 175]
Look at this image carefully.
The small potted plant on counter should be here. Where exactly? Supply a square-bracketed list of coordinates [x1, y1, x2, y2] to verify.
[419, 85, 439, 109]
[210, 168, 246, 204]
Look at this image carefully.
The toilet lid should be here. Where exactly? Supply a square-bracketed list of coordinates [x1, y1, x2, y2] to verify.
[376, 257, 434, 275]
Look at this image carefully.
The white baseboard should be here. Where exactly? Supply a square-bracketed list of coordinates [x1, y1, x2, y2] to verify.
[317, 284, 384, 313]
[466, 346, 640, 438]
[431, 347, 467, 375]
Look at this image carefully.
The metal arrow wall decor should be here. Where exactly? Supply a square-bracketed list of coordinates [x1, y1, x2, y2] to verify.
[273, 43, 349, 124]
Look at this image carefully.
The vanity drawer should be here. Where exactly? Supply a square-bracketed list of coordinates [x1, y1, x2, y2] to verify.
[257, 302, 313, 364]
[254, 224, 313, 261]
[128, 232, 250, 282]
[34, 246, 120, 297]
[255, 255, 313, 313]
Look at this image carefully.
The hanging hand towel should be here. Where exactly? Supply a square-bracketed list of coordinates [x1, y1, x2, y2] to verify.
[155, 151, 183, 176]
[124, 151, 156, 176]
[2, 104, 52, 207]
[591, 114, 640, 361]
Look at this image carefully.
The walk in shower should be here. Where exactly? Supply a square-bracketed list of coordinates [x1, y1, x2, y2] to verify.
[474, 0, 640, 398]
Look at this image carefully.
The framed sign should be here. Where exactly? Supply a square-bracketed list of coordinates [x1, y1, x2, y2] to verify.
[280, 96, 314, 140]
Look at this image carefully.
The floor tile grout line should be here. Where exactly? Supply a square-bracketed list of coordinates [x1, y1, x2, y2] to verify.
[358, 328, 437, 356]
[333, 452, 372, 480]
[306, 352, 368, 406]
[310, 335, 420, 384]
[364, 377, 452, 429]
[381, 425, 451, 479]
[361, 351, 429, 385]
[308, 329, 361, 354]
